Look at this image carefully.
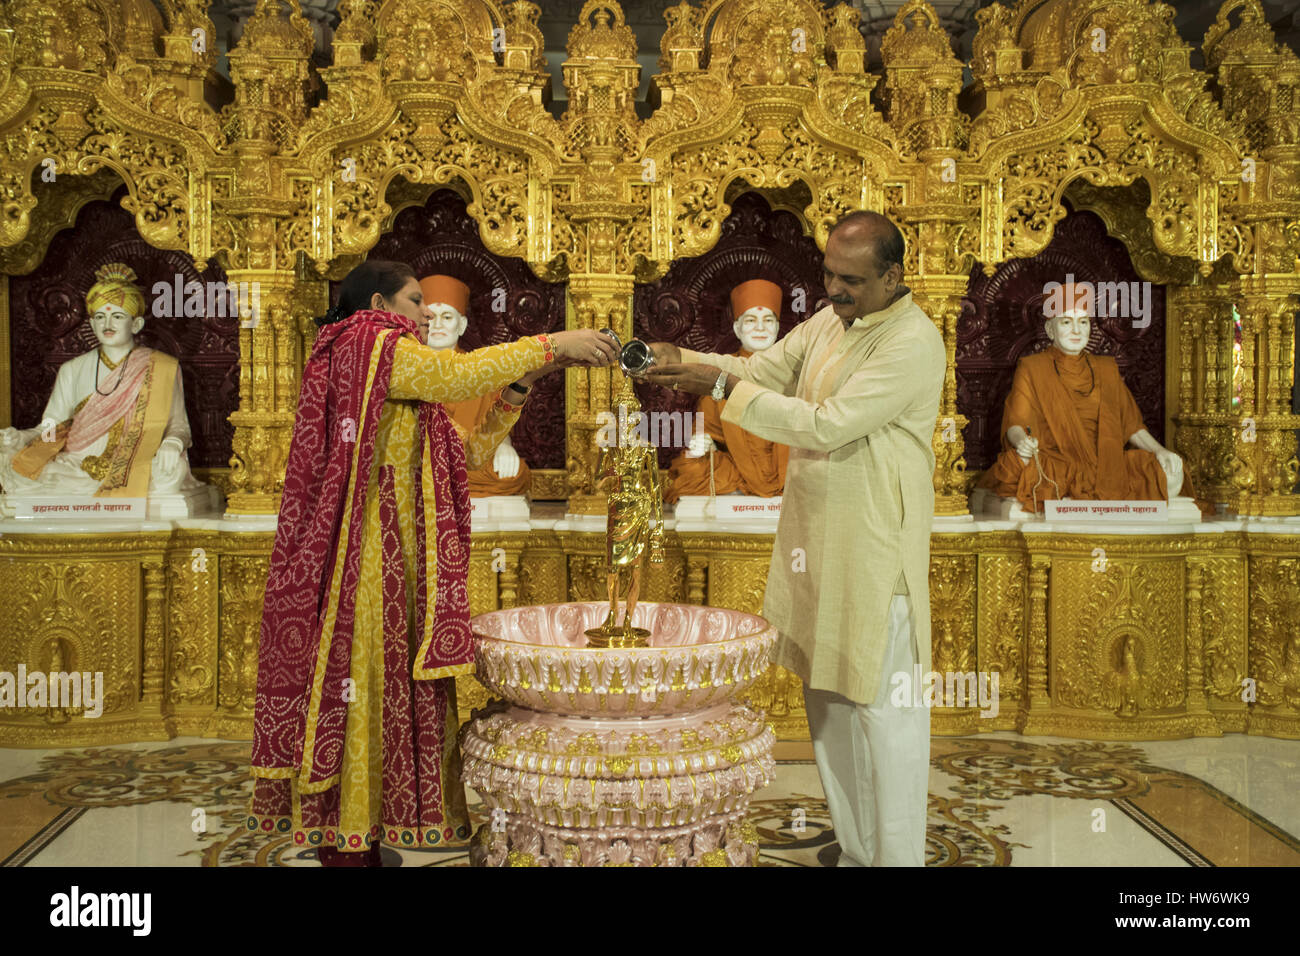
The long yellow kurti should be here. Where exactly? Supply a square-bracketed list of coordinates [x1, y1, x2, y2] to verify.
[681, 293, 945, 704]
[331, 332, 544, 847]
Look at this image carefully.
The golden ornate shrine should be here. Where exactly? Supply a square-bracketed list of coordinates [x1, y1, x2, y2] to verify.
[1, 0, 1298, 746]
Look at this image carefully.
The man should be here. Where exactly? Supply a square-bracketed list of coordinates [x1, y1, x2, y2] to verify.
[644, 211, 945, 866]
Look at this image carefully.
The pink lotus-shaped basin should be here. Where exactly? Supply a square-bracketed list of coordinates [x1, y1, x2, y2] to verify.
[471, 602, 776, 717]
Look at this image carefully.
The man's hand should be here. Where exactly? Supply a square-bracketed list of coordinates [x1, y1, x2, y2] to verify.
[643, 363, 725, 395]
[647, 342, 682, 366]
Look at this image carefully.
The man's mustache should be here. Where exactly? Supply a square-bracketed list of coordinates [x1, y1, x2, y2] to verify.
[829, 296, 853, 304]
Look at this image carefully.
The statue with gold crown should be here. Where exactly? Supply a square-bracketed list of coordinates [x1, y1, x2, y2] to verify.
[974, 297, 1196, 519]
[420, 273, 532, 513]
[666, 278, 790, 503]
[0, 263, 217, 519]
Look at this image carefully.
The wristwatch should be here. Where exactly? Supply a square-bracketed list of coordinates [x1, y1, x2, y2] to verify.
[711, 370, 729, 401]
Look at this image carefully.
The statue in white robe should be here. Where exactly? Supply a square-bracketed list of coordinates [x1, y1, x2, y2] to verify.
[0, 263, 212, 517]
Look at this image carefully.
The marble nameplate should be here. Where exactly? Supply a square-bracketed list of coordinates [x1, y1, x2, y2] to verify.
[1045, 500, 1166, 520]
[10, 497, 146, 519]
[971, 489, 1200, 522]
[673, 495, 782, 521]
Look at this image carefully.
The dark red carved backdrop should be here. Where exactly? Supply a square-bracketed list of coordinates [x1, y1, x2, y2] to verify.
[360, 189, 567, 469]
[958, 207, 1166, 472]
[632, 191, 829, 467]
[8, 189, 240, 469]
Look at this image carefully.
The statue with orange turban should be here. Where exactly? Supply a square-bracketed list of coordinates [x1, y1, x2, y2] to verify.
[666, 279, 790, 503]
[420, 274, 531, 497]
[0, 263, 209, 515]
[977, 304, 1189, 513]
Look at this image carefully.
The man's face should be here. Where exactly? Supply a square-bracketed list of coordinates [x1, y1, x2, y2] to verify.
[822, 228, 900, 321]
[425, 303, 468, 350]
[734, 308, 778, 351]
[90, 305, 143, 349]
[1046, 310, 1090, 355]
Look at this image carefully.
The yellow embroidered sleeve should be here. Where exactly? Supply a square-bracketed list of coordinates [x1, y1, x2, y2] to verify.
[387, 334, 547, 403]
[459, 394, 526, 471]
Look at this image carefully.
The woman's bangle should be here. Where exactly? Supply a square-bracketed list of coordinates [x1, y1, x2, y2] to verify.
[506, 380, 530, 397]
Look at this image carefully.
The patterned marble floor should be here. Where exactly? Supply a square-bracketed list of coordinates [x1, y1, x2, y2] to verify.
[1, 732, 1296, 866]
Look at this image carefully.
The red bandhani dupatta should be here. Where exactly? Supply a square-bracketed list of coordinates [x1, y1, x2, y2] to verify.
[251, 308, 473, 789]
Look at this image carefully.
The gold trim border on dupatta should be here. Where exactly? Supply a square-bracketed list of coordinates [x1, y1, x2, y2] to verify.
[411, 430, 445, 680]
[110, 351, 178, 497]
[298, 329, 393, 793]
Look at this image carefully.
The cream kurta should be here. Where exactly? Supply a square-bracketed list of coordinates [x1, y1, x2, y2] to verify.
[680, 292, 945, 703]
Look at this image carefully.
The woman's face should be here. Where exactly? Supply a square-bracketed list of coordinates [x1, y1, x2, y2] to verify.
[372, 277, 428, 339]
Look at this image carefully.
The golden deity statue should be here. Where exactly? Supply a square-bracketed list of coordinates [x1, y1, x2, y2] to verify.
[586, 375, 666, 648]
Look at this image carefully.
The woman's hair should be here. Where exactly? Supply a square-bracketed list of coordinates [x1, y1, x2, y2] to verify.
[317, 259, 416, 327]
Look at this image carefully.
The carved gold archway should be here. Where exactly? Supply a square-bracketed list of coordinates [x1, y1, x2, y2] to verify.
[2, 0, 1295, 515]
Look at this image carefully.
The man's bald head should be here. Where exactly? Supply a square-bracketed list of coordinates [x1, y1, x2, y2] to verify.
[822, 211, 906, 321]
[827, 211, 905, 277]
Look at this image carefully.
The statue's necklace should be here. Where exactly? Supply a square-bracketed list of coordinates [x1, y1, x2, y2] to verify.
[95, 345, 136, 396]
[1052, 352, 1095, 397]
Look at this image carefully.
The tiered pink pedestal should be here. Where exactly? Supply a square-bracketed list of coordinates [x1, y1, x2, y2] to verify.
[462, 602, 776, 866]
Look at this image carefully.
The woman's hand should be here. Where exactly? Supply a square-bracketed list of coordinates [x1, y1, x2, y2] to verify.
[549, 329, 619, 368]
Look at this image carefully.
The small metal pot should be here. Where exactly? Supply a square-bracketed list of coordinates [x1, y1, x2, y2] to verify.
[599, 328, 656, 376]
[619, 339, 656, 376]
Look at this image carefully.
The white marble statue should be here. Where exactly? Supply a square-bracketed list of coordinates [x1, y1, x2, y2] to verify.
[666, 278, 790, 508]
[418, 273, 531, 500]
[685, 297, 781, 460]
[0, 263, 212, 518]
[974, 303, 1195, 519]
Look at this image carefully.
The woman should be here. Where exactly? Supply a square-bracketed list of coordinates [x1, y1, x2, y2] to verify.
[248, 260, 615, 865]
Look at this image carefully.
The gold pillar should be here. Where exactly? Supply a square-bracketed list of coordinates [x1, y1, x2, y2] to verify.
[1170, 278, 1236, 505]
[564, 275, 634, 515]
[0, 273, 8, 428]
[1185, 557, 1211, 721]
[1020, 552, 1052, 733]
[225, 269, 324, 514]
[1231, 275, 1300, 514]
[912, 278, 971, 515]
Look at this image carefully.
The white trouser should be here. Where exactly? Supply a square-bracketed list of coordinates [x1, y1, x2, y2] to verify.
[804, 593, 930, 867]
